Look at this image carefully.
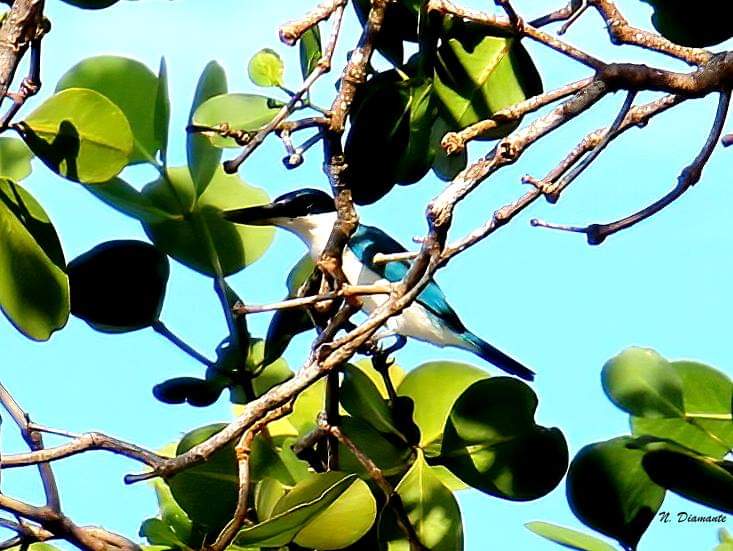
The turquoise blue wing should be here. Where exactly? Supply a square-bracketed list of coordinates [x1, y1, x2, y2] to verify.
[349, 224, 466, 332]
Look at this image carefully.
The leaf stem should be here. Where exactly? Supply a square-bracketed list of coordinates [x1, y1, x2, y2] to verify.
[152, 320, 214, 367]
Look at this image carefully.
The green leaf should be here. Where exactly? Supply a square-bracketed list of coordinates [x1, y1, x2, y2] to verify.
[431, 116, 467, 181]
[642, 445, 733, 514]
[345, 72, 411, 204]
[0, 137, 33, 181]
[602, 347, 684, 418]
[192, 93, 282, 148]
[395, 78, 439, 185]
[398, 360, 488, 447]
[248, 48, 285, 87]
[567, 436, 665, 550]
[68, 240, 169, 333]
[168, 424, 238, 534]
[248, 339, 293, 397]
[59, 0, 119, 8]
[151, 479, 193, 544]
[632, 361, 733, 458]
[0, 179, 69, 341]
[188, 61, 227, 194]
[440, 377, 568, 500]
[18, 88, 133, 183]
[140, 518, 186, 548]
[434, 20, 542, 135]
[85, 177, 182, 223]
[142, 167, 274, 277]
[56, 56, 166, 164]
[234, 473, 372, 548]
[255, 478, 288, 521]
[6, 545, 63, 551]
[153, 376, 224, 407]
[155, 57, 170, 165]
[276, 472, 377, 549]
[250, 434, 310, 486]
[299, 26, 322, 79]
[338, 416, 413, 478]
[525, 521, 617, 551]
[640, 0, 733, 47]
[341, 363, 402, 437]
[380, 453, 463, 551]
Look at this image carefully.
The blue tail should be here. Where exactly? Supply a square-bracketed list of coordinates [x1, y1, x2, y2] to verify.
[461, 332, 535, 381]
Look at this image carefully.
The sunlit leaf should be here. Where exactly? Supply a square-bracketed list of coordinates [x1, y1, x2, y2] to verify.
[525, 521, 617, 551]
[632, 361, 733, 458]
[85, 177, 181, 223]
[142, 167, 274, 276]
[398, 361, 488, 447]
[155, 57, 170, 164]
[248, 48, 285, 87]
[299, 26, 322, 79]
[380, 453, 463, 551]
[0, 137, 33, 181]
[188, 61, 227, 194]
[18, 88, 133, 183]
[57, 56, 165, 164]
[602, 347, 684, 418]
[434, 19, 542, 135]
[192, 94, 282, 148]
[0, 179, 68, 341]
[234, 473, 369, 547]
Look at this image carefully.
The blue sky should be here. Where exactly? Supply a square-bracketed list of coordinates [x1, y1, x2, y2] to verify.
[3, 0, 733, 549]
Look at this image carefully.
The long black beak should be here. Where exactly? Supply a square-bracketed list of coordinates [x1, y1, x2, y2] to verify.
[224, 201, 286, 226]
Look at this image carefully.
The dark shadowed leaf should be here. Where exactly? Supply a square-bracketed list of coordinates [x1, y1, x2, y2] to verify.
[192, 94, 282, 148]
[59, 0, 119, 8]
[187, 61, 227, 194]
[153, 376, 225, 407]
[525, 521, 617, 551]
[631, 361, 733, 458]
[248, 48, 285, 87]
[148, 479, 193, 545]
[18, 88, 133, 183]
[68, 240, 169, 333]
[642, 445, 733, 514]
[640, 0, 733, 47]
[0, 137, 33, 181]
[337, 416, 413, 478]
[142, 167, 274, 276]
[169, 424, 238, 534]
[299, 26, 322, 79]
[56, 56, 165, 164]
[0, 179, 68, 341]
[263, 254, 316, 365]
[567, 437, 665, 550]
[379, 453, 463, 551]
[434, 19, 542, 135]
[353, 0, 418, 65]
[341, 363, 403, 437]
[602, 347, 684, 418]
[345, 72, 411, 205]
[440, 377, 568, 500]
[395, 78, 439, 185]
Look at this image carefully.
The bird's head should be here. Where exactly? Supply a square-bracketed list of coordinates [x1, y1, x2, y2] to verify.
[224, 188, 336, 228]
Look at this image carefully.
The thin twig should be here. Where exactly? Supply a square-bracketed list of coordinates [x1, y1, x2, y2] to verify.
[234, 284, 392, 315]
[151, 320, 214, 367]
[278, 0, 346, 45]
[224, 2, 345, 173]
[206, 404, 292, 551]
[534, 91, 732, 244]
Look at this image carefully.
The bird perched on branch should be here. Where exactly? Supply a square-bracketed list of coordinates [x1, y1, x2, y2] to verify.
[225, 188, 534, 381]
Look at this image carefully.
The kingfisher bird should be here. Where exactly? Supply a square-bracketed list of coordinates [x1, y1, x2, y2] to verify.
[225, 188, 534, 381]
